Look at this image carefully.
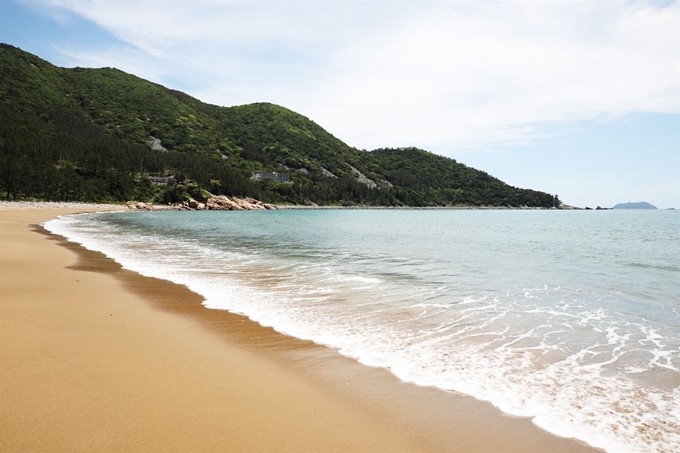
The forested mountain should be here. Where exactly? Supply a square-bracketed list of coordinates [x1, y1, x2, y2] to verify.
[0, 44, 559, 207]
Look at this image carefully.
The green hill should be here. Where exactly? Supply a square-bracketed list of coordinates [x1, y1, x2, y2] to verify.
[0, 44, 559, 207]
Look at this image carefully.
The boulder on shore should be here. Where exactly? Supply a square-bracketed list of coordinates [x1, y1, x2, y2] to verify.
[126, 201, 155, 211]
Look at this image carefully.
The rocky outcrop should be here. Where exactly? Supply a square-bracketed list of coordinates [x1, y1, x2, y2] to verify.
[558, 203, 581, 210]
[126, 201, 155, 211]
[146, 136, 167, 152]
[348, 165, 378, 189]
[204, 196, 278, 211]
[321, 167, 337, 178]
[185, 199, 205, 210]
[126, 197, 277, 211]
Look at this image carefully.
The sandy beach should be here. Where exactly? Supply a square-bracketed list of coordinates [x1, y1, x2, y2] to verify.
[0, 205, 601, 453]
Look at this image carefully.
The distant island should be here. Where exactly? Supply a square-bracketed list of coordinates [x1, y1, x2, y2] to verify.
[612, 202, 657, 209]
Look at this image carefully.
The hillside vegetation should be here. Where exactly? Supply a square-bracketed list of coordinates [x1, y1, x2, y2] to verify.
[0, 44, 559, 207]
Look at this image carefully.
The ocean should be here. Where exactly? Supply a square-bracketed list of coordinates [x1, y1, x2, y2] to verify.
[45, 209, 680, 453]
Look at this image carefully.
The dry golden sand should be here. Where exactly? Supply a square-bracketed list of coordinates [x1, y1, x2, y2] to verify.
[0, 206, 602, 453]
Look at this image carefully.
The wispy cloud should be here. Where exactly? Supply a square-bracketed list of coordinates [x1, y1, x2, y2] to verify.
[22, 0, 680, 153]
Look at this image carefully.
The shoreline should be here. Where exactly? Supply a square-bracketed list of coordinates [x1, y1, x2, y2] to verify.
[1, 204, 602, 452]
[277, 205, 574, 210]
[0, 200, 575, 211]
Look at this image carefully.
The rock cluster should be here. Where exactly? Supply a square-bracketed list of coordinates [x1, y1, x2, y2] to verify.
[126, 201, 155, 211]
[348, 164, 378, 189]
[204, 195, 278, 211]
[183, 199, 206, 210]
[125, 196, 277, 211]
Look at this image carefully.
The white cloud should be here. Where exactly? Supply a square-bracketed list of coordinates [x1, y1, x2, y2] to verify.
[23, 0, 680, 153]
[311, 1, 679, 151]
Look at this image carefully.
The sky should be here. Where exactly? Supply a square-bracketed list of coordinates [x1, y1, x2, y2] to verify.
[1, 0, 678, 208]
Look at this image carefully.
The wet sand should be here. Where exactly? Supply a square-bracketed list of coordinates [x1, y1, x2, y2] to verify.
[0, 205, 601, 452]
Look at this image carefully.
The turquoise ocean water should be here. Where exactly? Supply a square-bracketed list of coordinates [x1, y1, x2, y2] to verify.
[46, 209, 680, 453]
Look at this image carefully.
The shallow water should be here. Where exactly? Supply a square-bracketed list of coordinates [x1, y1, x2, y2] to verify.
[46, 209, 680, 453]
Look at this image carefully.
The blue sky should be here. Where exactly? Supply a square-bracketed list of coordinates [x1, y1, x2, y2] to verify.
[1, 0, 678, 208]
